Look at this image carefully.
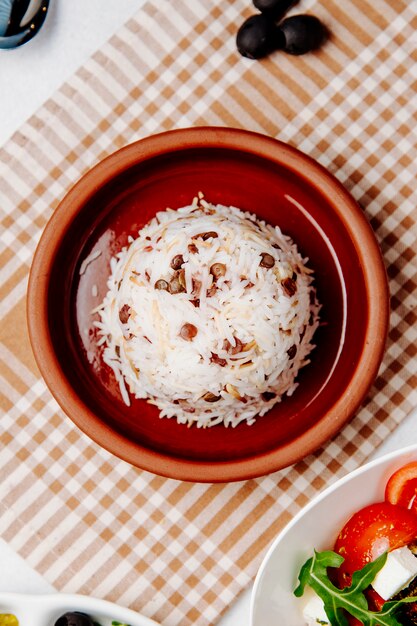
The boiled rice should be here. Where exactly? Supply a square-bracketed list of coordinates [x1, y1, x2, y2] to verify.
[94, 196, 320, 428]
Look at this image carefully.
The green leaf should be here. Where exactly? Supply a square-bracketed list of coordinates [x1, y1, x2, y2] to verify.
[294, 549, 415, 626]
[294, 550, 344, 597]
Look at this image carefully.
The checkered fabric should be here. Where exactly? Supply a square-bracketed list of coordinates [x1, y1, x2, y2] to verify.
[1, 0, 416, 624]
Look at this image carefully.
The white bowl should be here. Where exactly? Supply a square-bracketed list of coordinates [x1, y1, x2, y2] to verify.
[0, 592, 159, 626]
[250, 443, 417, 626]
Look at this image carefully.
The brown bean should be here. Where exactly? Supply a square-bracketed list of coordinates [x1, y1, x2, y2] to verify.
[118, 304, 130, 324]
[180, 323, 198, 341]
[190, 299, 200, 308]
[210, 352, 227, 367]
[154, 279, 169, 291]
[192, 231, 218, 241]
[287, 345, 297, 359]
[201, 391, 221, 403]
[281, 277, 297, 297]
[210, 263, 226, 279]
[206, 285, 217, 298]
[170, 254, 184, 270]
[202, 231, 218, 241]
[169, 276, 185, 294]
[222, 337, 243, 355]
[188, 243, 198, 254]
[259, 252, 275, 268]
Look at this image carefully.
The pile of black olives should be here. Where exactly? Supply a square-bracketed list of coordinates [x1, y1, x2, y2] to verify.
[236, 0, 327, 59]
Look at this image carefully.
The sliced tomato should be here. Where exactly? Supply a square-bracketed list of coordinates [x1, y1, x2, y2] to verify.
[334, 502, 417, 588]
[385, 462, 417, 514]
[366, 588, 385, 611]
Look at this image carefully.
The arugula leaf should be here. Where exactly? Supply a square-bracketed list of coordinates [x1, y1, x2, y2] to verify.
[294, 550, 415, 626]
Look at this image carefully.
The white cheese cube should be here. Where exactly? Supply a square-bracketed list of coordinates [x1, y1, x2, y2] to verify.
[302, 587, 330, 625]
[372, 546, 417, 600]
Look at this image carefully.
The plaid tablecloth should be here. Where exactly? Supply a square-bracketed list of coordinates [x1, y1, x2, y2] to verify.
[1, 1, 416, 624]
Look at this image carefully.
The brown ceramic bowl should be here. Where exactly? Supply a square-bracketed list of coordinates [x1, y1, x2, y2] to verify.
[27, 127, 389, 482]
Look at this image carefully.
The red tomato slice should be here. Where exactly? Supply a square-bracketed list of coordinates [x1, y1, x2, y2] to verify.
[334, 502, 417, 588]
[385, 462, 417, 514]
[366, 588, 385, 611]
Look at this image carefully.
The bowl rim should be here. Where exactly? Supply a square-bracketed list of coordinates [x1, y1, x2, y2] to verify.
[27, 126, 390, 482]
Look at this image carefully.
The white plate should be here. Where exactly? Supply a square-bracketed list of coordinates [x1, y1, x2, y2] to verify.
[0, 592, 159, 626]
[250, 443, 417, 626]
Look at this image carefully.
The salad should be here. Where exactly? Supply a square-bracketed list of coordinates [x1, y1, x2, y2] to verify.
[296, 461, 417, 626]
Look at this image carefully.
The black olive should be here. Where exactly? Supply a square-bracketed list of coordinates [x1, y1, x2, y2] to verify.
[236, 14, 284, 59]
[278, 14, 327, 55]
[54, 612, 95, 626]
[253, 0, 298, 21]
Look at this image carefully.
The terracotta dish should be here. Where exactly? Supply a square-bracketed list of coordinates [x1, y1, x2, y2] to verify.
[27, 127, 389, 482]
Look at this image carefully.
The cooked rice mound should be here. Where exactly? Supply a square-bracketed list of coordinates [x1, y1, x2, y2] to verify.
[94, 197, 320, 428]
